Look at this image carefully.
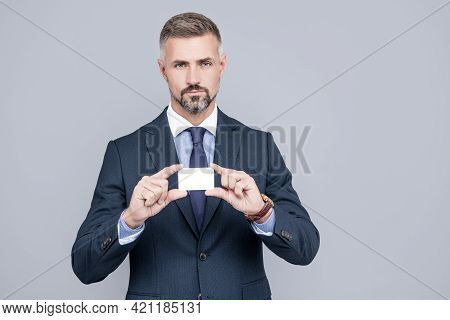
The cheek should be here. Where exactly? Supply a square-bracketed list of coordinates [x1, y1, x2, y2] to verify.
[166, 74, 185, 92]
[204, 71, 221, 90]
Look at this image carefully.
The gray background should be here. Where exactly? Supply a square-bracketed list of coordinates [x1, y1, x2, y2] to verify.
[1, 0, 449, 299]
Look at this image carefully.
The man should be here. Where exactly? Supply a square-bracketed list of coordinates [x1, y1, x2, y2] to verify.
[71, 12, 320, 300]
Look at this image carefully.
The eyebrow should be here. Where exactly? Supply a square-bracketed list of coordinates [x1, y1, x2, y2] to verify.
[172, 57, 214, 65]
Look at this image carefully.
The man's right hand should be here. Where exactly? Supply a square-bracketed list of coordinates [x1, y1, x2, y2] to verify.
[123, 164, 187, 229]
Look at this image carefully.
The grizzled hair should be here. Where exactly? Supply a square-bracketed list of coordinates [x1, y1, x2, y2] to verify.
[159, 12, 223, 59]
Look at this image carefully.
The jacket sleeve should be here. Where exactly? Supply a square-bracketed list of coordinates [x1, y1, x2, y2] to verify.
[254, 132, 320, 266]
[71, 140, 139, 284]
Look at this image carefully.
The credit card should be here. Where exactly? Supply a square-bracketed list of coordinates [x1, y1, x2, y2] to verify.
[178, 167, 215, 191]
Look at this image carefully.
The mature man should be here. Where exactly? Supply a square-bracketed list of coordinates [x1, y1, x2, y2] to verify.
[72, 12, 320, 300]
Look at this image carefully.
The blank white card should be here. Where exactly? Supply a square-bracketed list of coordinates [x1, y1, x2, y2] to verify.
[178, 167, 215, 191]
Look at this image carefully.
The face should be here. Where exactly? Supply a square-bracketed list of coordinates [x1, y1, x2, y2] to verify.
[158, 33, 227, 115]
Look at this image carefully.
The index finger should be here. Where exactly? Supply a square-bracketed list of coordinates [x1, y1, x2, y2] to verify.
[210, 163, 227, 175]
[155, 164, 183, 179]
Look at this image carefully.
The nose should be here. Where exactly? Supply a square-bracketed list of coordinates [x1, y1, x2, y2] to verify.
[186, 65, 200, 85]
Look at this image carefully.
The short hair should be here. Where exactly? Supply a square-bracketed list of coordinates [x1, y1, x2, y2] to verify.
[159, 12, 223, 59]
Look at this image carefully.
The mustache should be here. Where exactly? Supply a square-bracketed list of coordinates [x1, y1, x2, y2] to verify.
[181, 85, 208, 95]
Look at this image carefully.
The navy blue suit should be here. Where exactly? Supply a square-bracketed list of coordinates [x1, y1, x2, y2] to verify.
[71, 107, 320, 299]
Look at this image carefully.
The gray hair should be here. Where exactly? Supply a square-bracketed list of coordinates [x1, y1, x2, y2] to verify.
[159, 12, 223, 60]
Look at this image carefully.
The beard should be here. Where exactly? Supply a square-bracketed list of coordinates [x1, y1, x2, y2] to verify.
[173, 85, 217, 115]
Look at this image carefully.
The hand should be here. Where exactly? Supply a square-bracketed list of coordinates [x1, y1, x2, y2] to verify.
[205, 163, 267, 220]
[123, 164, 187, 228]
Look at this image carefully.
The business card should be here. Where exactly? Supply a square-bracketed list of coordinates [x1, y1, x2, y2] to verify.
[178, 167, 215, 191]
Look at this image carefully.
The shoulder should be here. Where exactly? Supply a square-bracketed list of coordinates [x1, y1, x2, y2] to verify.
[218, 108, 272, 139]
[110, 108, 168, 152]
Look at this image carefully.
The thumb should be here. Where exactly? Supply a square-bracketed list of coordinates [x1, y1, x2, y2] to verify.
[167, 189, 188, 203]
[205, 187, 228, 200]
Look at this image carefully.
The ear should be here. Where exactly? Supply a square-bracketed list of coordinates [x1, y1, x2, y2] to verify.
[157, 58, 168, 82]
[219, 53, 227, 77]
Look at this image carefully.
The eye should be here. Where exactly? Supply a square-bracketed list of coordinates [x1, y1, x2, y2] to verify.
[201, 61, 212, 67]
[174, 63, 186, 68]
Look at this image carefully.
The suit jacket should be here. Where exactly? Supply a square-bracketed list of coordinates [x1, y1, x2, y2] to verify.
[71, 107, 320, 300]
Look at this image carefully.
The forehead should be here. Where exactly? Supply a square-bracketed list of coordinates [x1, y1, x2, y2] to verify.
[164, 33, 220, 61]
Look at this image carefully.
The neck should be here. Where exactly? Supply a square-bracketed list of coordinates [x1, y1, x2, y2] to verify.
[170, 98, 215, 126]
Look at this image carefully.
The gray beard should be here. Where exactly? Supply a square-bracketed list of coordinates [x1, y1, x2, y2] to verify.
[175, 92, 217, 115]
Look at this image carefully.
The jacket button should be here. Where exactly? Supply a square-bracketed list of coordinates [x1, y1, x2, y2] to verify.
[198, 293, 202, 300]
[199, 253, 207, 261]
[101, 237, 112, 250]
[281, 230, 293, 241]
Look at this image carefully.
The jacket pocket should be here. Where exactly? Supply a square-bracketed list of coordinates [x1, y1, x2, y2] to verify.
[241, 276, 272, 300]
[125, 291, 161, 300]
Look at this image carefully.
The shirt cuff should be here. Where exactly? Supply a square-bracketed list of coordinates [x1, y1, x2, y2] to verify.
[250, 208, 276, 236]
[117, 209, 145, 245]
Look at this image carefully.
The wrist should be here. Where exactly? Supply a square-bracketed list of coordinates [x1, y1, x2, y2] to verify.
[244, 194, 274, 222]
[243, 198, 264, 218]
[123, 209, 143, 229]
[255, 207, 273, 224]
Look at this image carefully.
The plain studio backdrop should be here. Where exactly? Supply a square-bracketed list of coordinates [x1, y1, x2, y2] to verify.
[1, 0, 449, 299]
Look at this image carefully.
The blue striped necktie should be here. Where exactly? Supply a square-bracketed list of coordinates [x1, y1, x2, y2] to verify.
[187, 127, 208, 230]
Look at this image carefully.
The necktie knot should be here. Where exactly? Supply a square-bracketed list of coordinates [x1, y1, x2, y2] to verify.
[187, 127, 207, 145]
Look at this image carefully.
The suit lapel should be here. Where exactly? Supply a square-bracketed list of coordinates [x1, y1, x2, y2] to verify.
[142, 108, 200, 239]
[200, 108, 240, 236]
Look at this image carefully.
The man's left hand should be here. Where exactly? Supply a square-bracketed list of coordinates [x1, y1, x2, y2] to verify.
[205, 163, 271, 222]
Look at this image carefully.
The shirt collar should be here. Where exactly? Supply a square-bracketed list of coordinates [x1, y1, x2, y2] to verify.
[167, 102, 218, 137]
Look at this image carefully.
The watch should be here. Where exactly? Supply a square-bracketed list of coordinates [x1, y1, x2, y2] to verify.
[245, 194, 274, 221]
